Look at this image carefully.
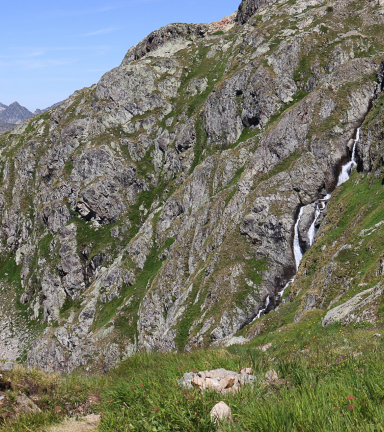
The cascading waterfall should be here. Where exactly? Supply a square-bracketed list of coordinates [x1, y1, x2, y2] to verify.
[307, 204, 321, 247]
[255, 296, 270, 319]
[293, 127, 360, 270]
[337, 127, 359, 186]
[260, 128, 361, 317]
[307, 193, 332, 247]
[278, 206, 307, 298]
[293, 207, 304, 271]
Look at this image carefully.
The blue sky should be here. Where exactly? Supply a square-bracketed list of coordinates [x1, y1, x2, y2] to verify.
[1, 0, 238, 111]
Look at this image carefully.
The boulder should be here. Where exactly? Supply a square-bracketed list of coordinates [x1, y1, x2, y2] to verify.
[180, 368, 256, 394]
[210, 401, 232, 424]
[322, 283, 384, 327]
[265, 369, 278, 381]
[14, 394, 41, 414]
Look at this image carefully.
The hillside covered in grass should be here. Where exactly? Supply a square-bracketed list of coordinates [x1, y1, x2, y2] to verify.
[2, 323, 384, 431]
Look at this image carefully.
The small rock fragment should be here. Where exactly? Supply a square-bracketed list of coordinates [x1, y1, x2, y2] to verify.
[0, 361, 16, 372]
[210, 401, 232, 424]
[219, 375, 235, 390]
[178, 372, 197, 389]
[241, 367, 252, 375]
[204, 378, 221, 391]
[258, 343, 272, 352]
[15, 394, 41, 414]
[265, 369, 278, 381]
[192, 377, 220, 391]
[373, 333, 382, 337]
[191, 377, 205, 389]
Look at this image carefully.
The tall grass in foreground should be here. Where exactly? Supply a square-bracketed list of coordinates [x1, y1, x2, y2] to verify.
[3, 326, 384, 431]
[99, 328, 384, 432]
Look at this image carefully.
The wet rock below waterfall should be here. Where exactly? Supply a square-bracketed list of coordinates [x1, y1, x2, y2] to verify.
[178, 368, 257, 394]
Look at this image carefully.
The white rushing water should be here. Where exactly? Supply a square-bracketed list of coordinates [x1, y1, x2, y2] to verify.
[307, 204, 320, 247]
[307, 193, 332, 247]
[258, 129, 360, 317]
[337, 128, 359, 186]
[293, 207, 304, 271]
[293, 128, 360, 271]
[255, 295, 270, 320]
[278, 278, 294, 299]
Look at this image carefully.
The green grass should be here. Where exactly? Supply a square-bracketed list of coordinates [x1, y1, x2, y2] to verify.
[174, 280, 206, 351]
[189, 117, 207, 174]
[92, 236, 175, 342]
[5, 321, 384, 432]
[63, 159, 74, 177]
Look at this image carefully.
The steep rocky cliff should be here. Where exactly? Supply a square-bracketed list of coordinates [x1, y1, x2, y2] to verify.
[1, 0, 384, 373]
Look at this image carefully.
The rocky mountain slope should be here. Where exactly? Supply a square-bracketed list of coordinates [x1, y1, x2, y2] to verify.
[1, 0, 384, 373]
[0, 102, 62, 134]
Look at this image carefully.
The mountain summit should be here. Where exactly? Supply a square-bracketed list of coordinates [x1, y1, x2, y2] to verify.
[0, 0, 384, 375]
[0, 101, 33, 124]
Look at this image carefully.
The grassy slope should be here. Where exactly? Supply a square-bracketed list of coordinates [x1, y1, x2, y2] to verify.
[3, 323, 384, 432]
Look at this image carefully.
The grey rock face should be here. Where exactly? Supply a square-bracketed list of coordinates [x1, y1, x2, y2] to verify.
[122, 23, 209, 64]
[41, 272, 66, 321]
[236, 0, 273, 24]
[0, 0, 382, 373]
[322, 283, 384, 327]
[203, 62, 297, 146]
[57, 224, 84, 298]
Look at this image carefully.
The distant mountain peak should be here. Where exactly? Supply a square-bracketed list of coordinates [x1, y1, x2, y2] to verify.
[34, 101, 63, 115]
[0, 102, 33, 125]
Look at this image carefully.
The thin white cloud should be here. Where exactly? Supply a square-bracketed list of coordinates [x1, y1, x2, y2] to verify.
[46, 2, 127, 18]
[87, 68, 109, 72]
[0, 58, 76, 70]
[0, 45, 111, 60]
[0, 43, 111, 71]
[45, 0, 163, 18]
[83, 27, 122, 37]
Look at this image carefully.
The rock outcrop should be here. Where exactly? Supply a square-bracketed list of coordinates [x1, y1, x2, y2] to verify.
[236, 0, 273, 24]
[179, 368, 257, 394]
[322, 283, 384, 327]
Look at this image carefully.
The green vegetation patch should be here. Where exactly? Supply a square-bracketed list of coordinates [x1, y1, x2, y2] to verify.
[93, 237, 175, 342]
